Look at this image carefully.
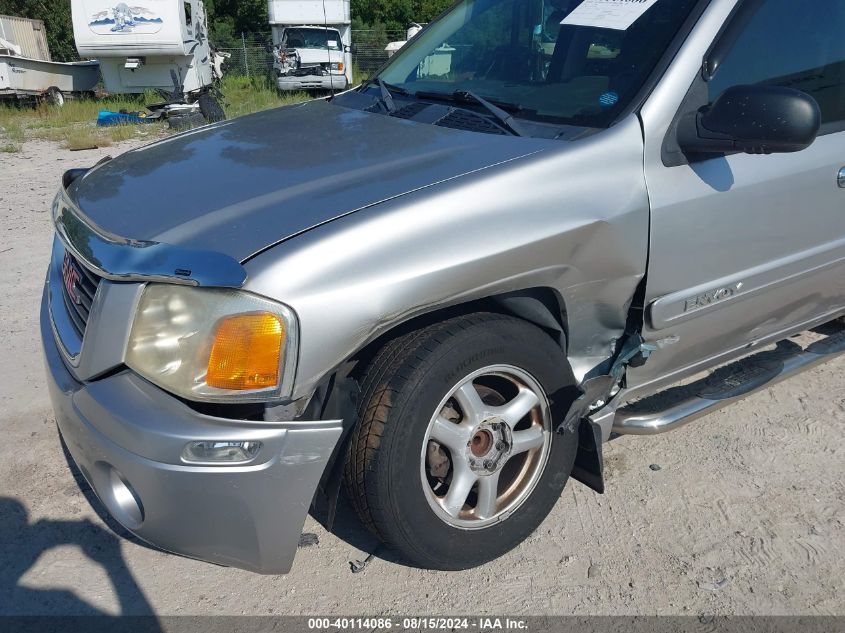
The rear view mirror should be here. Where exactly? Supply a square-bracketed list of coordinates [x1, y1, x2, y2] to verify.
[678, 85, 821, 156]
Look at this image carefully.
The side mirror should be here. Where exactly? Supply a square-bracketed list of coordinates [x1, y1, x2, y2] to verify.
[678, 85, 821, 156]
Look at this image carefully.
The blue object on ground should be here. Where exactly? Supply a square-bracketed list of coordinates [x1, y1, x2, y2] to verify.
[97, 111, 157, 126]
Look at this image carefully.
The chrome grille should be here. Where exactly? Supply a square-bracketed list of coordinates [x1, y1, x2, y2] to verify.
[60, 250, 101, 338]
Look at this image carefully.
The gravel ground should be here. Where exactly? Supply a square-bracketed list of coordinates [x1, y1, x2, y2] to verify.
[0, 139, 843, 618]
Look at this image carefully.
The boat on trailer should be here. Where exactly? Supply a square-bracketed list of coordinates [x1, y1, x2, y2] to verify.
[0, 15, 99, 105]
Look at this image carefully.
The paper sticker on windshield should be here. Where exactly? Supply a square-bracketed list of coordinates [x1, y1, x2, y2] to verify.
[327, 40, 338, 47]
[562, 0, 660, 31]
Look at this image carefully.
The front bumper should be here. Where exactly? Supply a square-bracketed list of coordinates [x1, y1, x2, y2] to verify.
[277, 74, 348, 91]
[41, 289, 342, 574]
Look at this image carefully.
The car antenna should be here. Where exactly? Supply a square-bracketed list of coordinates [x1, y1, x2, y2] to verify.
[322, 0, 335, 98]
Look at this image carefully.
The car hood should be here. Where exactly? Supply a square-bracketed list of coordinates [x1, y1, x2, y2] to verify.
[68, 99, 549, 263]
[295, 48, 344, 63]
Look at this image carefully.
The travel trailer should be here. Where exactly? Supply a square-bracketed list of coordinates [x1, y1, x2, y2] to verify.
[71, 0, 224, 118]
[269, 0, 353, 91]
[385, 23, 423, 57]
[0, 14, 99, 104]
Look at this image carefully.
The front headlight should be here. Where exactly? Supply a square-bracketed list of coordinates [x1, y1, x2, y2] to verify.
[330, 62, 344, 72]
[125, 284, 298, 403]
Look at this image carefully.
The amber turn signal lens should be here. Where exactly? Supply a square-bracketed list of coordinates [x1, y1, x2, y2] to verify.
[206, 313, 284, 390]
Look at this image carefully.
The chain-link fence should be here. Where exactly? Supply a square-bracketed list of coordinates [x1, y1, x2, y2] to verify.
[216, 35, 274, 79]
[217, 31, 406, 84]
[351, 30, 405, 79]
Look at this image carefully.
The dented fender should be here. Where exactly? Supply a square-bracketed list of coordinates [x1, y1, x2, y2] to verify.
[244, 114, 651, 402]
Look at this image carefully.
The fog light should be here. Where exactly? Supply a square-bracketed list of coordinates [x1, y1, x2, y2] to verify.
[182, 440, 262, 463]
[107, 467, 144, 530]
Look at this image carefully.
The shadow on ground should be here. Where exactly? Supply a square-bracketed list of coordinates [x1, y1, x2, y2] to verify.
[0, 496, 161, 624]
[310, 490, 415, 572]
[0, 439, 161, 622]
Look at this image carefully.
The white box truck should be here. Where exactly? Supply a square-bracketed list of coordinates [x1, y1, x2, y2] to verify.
[268, 0, 352, 91]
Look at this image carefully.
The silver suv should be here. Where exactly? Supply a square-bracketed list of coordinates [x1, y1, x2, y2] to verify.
[42, 0, 845, 573]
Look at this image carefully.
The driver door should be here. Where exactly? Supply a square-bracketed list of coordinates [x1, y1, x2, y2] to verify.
[633, 0, 845, 388]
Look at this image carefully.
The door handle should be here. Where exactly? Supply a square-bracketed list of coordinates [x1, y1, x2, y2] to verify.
[839, 167, 845, 188]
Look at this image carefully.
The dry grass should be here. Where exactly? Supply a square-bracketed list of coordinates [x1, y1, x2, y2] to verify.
[0, 76, 311, 152]
[0, 92, 167, 150]
[0, 119, 25, 151]
[0, 91, 155, 129]
[3, 121, 25, 142]
[220, 75, 310, 119]
[109, 123, 142, 143]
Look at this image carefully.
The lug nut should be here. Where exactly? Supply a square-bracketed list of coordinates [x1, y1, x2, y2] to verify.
[496, 441, 507, 450]
[483, 460, 493, 469]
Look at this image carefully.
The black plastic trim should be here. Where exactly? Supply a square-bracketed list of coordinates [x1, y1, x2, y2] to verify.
[570, 418, 605, 494]
[614, 0, 715, 126]
[662, 0, 845, 167]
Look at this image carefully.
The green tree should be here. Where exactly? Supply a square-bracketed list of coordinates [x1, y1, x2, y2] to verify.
[414, 0, 453, 22]
[209, 0, 269, 42]
[350, 0, 453, 31]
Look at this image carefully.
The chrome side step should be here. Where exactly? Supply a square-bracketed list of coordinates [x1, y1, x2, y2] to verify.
[609, 327, 845, 436]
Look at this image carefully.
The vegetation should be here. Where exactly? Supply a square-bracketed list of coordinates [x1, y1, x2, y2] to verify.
[0, 0, 455, 57]
[204, 0, 271, 47]
[0, 76, 309, 151]
[0, 0, 403, 150]
[350, 0, 453, 34]
[0, 93, 166, 151]
[218, 75, 309, 119]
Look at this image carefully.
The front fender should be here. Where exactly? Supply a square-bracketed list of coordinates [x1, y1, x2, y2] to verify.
[243, 115, 649, 402]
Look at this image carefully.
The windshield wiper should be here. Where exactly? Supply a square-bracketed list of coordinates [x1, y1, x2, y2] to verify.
[414, 89, 527, 137]
[375, 78, 397, 113]
[363, 78, 408, 113]
[456, 90, 528, 137]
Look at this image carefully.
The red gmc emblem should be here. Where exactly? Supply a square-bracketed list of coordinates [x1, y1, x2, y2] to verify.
[62, 251, 82, 304]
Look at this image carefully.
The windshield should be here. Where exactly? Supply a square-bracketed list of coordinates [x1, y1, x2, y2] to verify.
[284, 28, 343, 50]
[377, 0, 700, 126]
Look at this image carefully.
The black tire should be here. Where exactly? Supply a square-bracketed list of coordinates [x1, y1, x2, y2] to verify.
[45, 87, 64, 107]
[198, 92, 225, 122]
[167, 112, 206, 130]
[344, 312, 578, 570]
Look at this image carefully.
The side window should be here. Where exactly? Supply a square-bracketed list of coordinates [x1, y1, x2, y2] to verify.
[708, 0, 845, 127]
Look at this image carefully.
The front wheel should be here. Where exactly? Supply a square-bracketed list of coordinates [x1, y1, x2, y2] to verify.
[345, 313, 578, 570]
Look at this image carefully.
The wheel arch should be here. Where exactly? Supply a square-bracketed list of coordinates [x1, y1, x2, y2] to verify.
[311, 288, 607, 531]
[346, 286, 570, 383]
